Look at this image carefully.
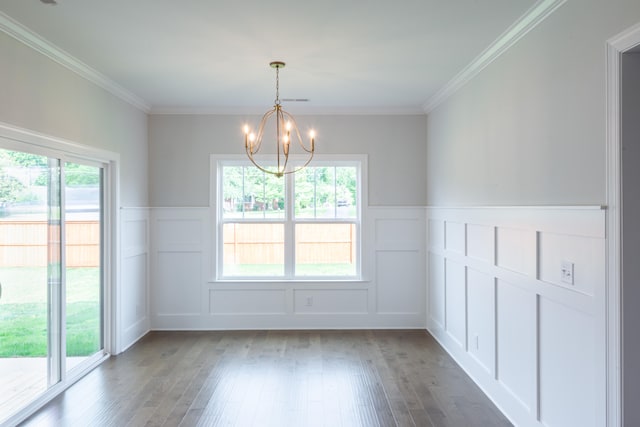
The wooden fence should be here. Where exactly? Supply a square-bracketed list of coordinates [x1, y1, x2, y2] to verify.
[223, 223, 356, 264]
[0, 221, 356, 267]
[0, 221, 99, 267]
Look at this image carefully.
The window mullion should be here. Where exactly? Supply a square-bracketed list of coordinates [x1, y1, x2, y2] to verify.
[284, 173, 295, 278]
[333, 166, 337, 218]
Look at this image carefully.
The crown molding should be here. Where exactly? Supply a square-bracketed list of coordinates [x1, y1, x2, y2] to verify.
[150, 105, 427, 116]
[0, 11, 151, 113]
[422, 0, 567, 113]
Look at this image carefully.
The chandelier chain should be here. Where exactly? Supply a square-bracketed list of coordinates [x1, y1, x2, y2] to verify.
[275, 66, 280, 106]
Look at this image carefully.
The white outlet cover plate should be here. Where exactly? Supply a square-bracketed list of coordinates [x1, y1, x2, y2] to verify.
[561, 261, 574, 285]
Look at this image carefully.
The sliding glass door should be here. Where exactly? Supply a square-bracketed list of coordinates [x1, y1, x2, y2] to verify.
[64, 161, 103, 374]
[0, 148, 105, 423]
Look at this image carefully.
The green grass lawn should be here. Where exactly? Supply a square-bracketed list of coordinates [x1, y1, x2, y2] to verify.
[0, 267, 101, 358]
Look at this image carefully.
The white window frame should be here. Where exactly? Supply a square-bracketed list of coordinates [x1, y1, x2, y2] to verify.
[211, 154, 367, 281]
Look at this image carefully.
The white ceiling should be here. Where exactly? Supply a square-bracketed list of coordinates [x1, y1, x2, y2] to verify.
[0, 0, 540, 114]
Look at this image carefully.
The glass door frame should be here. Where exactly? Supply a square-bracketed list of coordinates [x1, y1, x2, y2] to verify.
[0, 123, 120, 425]
[60, 156, 107, 377]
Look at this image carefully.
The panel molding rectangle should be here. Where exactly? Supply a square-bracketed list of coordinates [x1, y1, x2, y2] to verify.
[120, 207, 151, 353]
[426, 205, 606, 427]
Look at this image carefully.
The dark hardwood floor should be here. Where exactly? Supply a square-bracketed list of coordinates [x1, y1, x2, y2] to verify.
[21, 330, 512, 427]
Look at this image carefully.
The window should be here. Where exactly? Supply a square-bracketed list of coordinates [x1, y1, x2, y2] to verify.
[215, 156, 363, 280]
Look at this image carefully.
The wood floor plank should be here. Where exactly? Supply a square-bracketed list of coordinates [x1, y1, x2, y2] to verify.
[19, 330, 512, 427]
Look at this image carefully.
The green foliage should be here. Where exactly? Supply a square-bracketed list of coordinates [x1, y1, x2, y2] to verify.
[64, 162, 100, 186]
[32, 163, 99, 187]
[2, 151, 48, 168]
[223, 165, 357, 216]
[0, 168, 26, 204]
[223, 166, 285, 214]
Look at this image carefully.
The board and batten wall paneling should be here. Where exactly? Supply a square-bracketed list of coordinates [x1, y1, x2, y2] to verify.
[426, 206, 606, 427]
[150, 206, 425, 329]
[150, 208, 211, 329]
[466, 268, 495, 376]
[372, 208, 426, 319]
[119, 208, 150, 352]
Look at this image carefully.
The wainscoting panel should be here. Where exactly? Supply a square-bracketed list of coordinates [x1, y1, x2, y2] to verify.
[375, 217, 422, 251]
[376, 250, 423, 314]
[428, 219, 445, 251]
[538, 297, 597, 427]
[119, 208, 150, 352]
[122, 254, 147, 328]
[150, 206, 426, 329]
[293, 289, 368, 314]
[467, 223, 495, 264]
[538, 231, 603, 296]
[466, 268, 495, 375]
[445, 221, 466, 255]
[150, 208, 210, 327]
[428, 252, 445, 329]
[155, 251, 202, 315]
[211, 289, 287, 314]
[496, 227, 537, 277]
[426, 206, 606, 427]
[496, 278, 536, 413]
[445, 258, 466, 349]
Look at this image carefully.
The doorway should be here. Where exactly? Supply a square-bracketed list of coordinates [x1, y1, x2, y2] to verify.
[0, 136, 113, 425]
[607, 23, 640, 427]
[620, 49, 640, 426]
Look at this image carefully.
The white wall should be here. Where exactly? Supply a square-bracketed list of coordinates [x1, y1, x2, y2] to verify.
[425, 3, 640, 426]
[150, 206, 426, 329]
[621, 52, 640, 427]
[0, 31, 148, 207]
[148, 114, 427, 207]
[0, 31, 150, 352]
[147, 113, 428, 329]
[427, 207, 606, 427]
[426, 1, 640, 206]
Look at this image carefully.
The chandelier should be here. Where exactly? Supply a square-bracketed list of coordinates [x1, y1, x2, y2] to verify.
[243, 61, 315, 177]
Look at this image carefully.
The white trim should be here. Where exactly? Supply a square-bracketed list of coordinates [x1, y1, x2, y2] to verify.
[210, 154, 367, 282]
[0, 121, 120, 162]
[150, 106, 426, 116]
[422, 0, 567, 113]
[0, 11, 150, 113]
[427, 205, 605, 238]
[606, 21, 640, 427]
[0, 123, 121, 424]
[426, 205, 607, 426]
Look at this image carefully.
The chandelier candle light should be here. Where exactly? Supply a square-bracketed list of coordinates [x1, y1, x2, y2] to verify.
[243, 61, 315, 177]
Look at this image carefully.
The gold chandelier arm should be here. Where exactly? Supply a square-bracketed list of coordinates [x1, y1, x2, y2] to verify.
[281, 111, 314, 153]
[250, 108, 276, 154]
[277, 151, 315, 176]
[246, 147, 285, 177]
